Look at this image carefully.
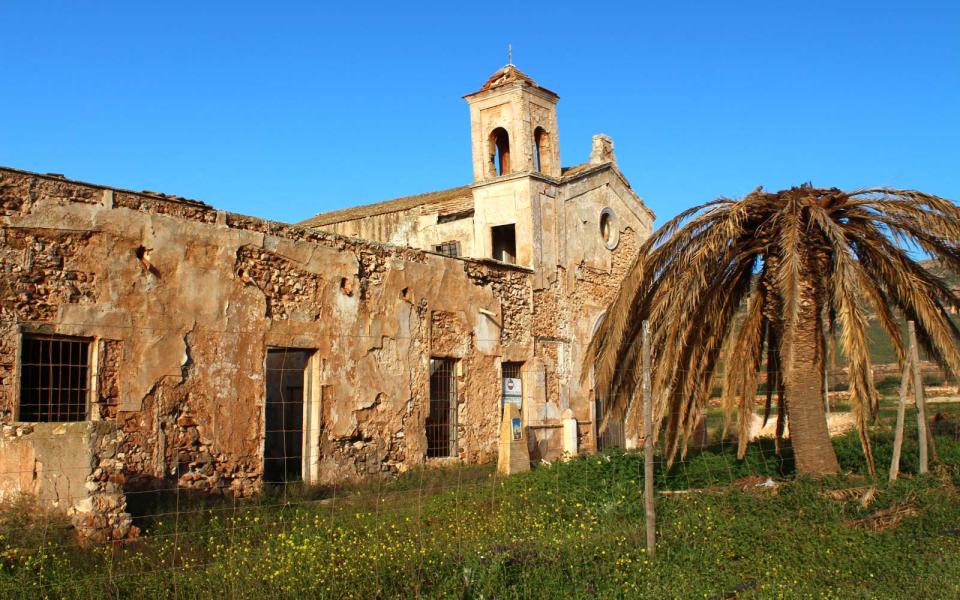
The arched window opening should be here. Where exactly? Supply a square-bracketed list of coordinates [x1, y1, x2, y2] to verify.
[534, 127, 549, 173]
[489, 128, 511, 176]
[591, 311, 606, 336]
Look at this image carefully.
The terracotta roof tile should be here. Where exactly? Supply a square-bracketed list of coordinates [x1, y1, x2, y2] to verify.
[299, 185, 473, 228]
[466, 65, 558, 97]
[561, 162, 596, 178]
[302, 162, 615, 229]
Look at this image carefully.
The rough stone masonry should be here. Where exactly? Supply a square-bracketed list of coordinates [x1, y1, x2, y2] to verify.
[0, 64, 654, 541]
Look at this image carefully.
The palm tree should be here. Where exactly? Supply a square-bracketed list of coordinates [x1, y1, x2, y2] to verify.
[588, 185, 960, 476]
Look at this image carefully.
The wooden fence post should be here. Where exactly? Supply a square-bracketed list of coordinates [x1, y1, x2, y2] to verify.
[908, 321, 929, 475]
[888, 358, 911, 482]
[823, 320, 831, 419]
[642, 320, 656, 559]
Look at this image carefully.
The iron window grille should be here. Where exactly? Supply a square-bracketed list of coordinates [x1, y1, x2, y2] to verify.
[433, 241, 461, 258]
[18, 335, 91, 422]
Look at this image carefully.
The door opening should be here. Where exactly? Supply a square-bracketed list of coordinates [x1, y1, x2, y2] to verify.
[264, 348, 310, 484]
[427, 358, 457, 458]
[595, 394, 625, 450]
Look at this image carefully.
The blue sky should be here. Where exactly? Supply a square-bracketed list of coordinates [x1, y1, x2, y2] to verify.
[1, 1, 957, 225]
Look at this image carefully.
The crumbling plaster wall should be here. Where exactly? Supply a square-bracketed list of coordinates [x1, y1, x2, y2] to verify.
[321, 209, 427, 247]
[471, 176, 538, 269]
[444, 165, 652, 456]
[0, 168, 534, 500]
[0, 421, 135, 542]
[318, 208, 476, 256]
[556, 167, 652, 451]
[465, 165, 652, 457]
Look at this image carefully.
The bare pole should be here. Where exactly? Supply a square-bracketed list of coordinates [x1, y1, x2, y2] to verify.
[908, 321, 928, 475]
[642, 320, 656, 559]
[888, 358, 911, 482]
[823, 325, 831, 419]
[927, 407, 940, 464]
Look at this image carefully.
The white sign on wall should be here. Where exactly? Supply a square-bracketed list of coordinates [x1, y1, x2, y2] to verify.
[503, 377, 522, 407]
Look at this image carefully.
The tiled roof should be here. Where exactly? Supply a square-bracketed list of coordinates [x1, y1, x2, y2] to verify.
[299, 185, 473, 228]
[467, 65, 558, 97]
[298, 150, 646, 232]
[301, 163, 617, 229]
[561, 163, 594, 178]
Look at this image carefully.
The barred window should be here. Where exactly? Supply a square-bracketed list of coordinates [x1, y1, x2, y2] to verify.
[19, 335, 90, 422]
[427, 358, 457, 458]
[433, 241, 460, 258]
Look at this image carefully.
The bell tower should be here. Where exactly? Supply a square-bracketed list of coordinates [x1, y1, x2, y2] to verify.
[464, 64, 561, 182]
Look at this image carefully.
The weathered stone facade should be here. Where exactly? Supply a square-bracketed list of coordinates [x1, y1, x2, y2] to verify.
[304, 65, 655, 452]
[1, 421, 134, 542]
[0, 65, 654, 539]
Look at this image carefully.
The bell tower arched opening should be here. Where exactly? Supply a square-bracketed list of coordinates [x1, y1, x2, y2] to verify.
[534, 127, 553, 174]
[489, 128, 511, 177]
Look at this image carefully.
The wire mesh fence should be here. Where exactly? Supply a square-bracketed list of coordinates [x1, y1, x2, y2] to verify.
[2, 363, 960, 597]
[0, 382, 957, 598]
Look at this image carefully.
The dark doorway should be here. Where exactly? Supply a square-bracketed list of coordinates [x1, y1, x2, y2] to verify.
[595, 394, 625, 451]
[491, 224, 517, 264]
[264, 348, 310, 484]
[427, 358, 457, 458]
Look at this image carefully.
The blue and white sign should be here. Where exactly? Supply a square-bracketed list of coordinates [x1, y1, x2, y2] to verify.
[511, 417, 522, 441]
[503, 377, 522, 408]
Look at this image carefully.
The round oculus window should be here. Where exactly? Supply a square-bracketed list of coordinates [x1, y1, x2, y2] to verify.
[599, 208, 619, 250]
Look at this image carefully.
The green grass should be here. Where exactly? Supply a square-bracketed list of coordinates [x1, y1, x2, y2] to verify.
[2, 413, 960, 598]
[861, 314, 960, 367]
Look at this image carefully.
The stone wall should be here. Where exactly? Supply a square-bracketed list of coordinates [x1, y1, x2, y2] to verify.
[0, 163, 657, 542]
[0, 167, 535, 529]
[0, 421, 134, 542]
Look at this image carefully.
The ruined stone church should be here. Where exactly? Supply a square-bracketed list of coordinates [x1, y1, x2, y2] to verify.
[0, 64, 653, 538]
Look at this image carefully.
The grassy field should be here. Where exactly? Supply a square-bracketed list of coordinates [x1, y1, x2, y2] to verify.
[2, 402, 960, 598]
[864, 315, 960, 366]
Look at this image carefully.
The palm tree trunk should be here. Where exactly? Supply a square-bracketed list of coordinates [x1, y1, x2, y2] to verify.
[783, 278, 841, 475]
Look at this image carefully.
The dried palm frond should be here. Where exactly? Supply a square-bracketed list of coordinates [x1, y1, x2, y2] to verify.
[586, 185, 960, 475]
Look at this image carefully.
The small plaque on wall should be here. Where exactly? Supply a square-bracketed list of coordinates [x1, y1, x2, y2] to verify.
[503, 377, 522, 408]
